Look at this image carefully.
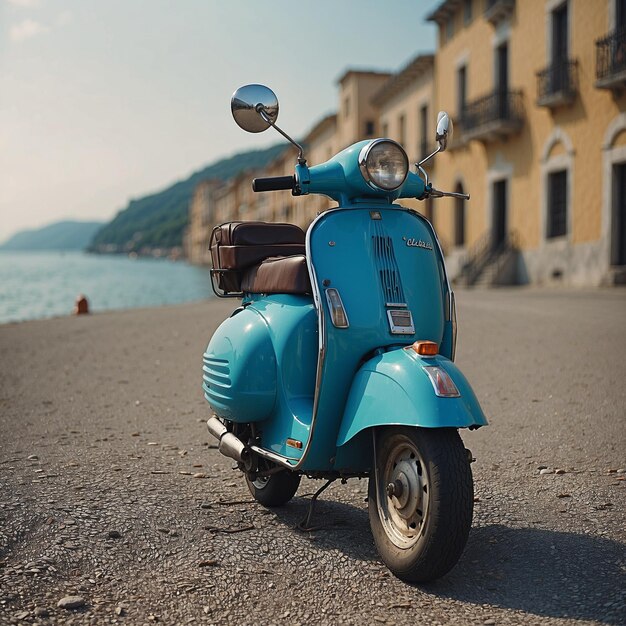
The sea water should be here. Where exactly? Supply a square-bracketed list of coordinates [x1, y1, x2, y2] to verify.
[0, 251, 212, 324]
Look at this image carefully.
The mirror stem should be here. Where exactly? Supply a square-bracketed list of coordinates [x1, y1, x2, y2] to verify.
[417, 145, 441, 168]
[418, 164, 429, 188]
[258, 107, 306, 165]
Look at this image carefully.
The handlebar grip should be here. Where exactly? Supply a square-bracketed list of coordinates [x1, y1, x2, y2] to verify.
[252, 176, 295, 192]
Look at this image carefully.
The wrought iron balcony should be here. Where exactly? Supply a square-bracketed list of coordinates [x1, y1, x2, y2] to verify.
[596, 28, 626, 90]
[484, 0, 515, 26]
[458, 90, 524, 143]
[536, 59, 578, 108]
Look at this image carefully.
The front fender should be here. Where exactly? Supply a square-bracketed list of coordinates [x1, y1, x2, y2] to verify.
[336, 348, 487, 447]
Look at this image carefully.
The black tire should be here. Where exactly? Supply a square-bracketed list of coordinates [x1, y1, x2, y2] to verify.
[245, 470, 301, 507]
[368, 427, 473, 583]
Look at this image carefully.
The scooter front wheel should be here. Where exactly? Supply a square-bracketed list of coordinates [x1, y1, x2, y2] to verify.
[368, 427, 473, 583]
[245, 467, 301, 508]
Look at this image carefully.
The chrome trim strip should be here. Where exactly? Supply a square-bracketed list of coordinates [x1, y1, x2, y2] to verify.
[285, 207, 343, 471]
[385, 302, 408, 308]
[250, 445, 301, 469]
[450, 290, 457, 362]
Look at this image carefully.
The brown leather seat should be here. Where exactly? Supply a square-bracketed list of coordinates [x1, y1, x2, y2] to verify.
[210, 221, 306, 294]
[211, 222, 305, 270]
[241, 255, 311, 295]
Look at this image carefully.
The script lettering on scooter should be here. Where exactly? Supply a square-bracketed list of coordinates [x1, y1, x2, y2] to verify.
[403, 237, 433, 250]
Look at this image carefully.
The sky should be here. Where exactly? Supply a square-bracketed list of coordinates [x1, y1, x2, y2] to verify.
[0, 0, 441, 242]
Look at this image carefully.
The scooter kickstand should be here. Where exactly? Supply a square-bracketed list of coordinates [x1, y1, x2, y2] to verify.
[296, 479, 335, 532]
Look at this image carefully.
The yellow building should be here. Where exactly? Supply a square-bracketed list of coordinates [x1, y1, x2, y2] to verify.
[188, 1, 625, 286]
[427, 0, 626, 285]
[185, 179, 221, 266]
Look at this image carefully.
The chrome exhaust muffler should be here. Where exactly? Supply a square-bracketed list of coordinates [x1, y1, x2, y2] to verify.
[207, 415, 249, 465]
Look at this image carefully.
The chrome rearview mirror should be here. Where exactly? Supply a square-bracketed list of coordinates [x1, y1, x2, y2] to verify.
[436, 111, 453, 152]
[231, 84, 306, 164]
[231, 84, 279, 133]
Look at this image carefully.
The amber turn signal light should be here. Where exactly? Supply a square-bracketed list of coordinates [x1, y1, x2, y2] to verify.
[411, 341, 438, 356]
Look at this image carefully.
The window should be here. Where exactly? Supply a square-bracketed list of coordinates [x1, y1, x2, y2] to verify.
[446, 16, 454, 41]
[618, 0, 626, 30]
[457, 65, 467, 116]
[547, 170, 567, 238]
[364, 120, 375, 137]
[420, 104, 429, 157]
[464, 0, 472, 25]
[552, 2, 568, 64]
[454, 184, 466, 246]
[495, 42, 509, 118]
[398, 114, 406, 146]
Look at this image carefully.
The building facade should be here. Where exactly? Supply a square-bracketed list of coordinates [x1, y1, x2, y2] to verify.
[186, 0, 626, 286]
[428, 0, 626, 285]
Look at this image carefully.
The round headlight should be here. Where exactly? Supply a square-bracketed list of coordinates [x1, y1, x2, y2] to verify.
[359, 139, 409, 191]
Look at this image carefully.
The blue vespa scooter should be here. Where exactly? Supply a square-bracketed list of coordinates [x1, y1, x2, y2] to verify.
[203, 84, 487, 582]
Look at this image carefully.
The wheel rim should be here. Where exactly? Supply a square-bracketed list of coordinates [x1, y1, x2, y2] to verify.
[378, 437, 429, 549]
[252, 475, 269, 490]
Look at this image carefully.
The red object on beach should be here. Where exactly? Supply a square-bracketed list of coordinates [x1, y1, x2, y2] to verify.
[74, 294, 89, 315]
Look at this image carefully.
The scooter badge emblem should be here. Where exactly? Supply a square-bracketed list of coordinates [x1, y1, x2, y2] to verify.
[403, 237, 433, 250]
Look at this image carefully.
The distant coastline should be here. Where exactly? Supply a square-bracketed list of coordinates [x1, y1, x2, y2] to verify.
[0, 220, 104, 252]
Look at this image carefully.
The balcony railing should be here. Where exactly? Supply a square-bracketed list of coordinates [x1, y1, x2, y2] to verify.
[596, 28, 626, 89]
[536, 59, 578, 108]
[458, 90, 524, 143]
[484, 0, 515, 26]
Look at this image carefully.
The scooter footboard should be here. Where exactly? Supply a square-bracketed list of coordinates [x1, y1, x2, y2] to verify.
[336, 348, 487, 448]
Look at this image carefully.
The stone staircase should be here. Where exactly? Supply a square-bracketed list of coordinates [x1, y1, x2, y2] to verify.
[455, 230, 520, 287]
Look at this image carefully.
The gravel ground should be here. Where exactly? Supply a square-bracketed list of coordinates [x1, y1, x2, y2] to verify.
[0, 288, 624, 626]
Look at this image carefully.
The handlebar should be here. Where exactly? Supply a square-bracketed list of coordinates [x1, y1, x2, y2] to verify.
[252, 176, 296, 192]
[429, 187, 470, 200]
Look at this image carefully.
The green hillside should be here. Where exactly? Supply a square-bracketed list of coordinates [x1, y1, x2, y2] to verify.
[1, 220, 104, 251]
[89, 143, 286, 253]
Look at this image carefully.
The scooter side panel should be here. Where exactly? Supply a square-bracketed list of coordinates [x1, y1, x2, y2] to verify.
[336, 348, 488, 452]
[203, 307, 277, 422]
[249, 295, 318, 459]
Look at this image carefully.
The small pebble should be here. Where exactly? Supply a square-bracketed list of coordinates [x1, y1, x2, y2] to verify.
[540, 468, 554, 475]
[198, 559, 219, 567]
[57, 595, 86, 610]
[555, 468, 566, 475]
[34, 607, 49, 617]
[107, 530, 122, 539]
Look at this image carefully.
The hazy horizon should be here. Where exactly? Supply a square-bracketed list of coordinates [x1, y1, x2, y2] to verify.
[0, 0, 439, 242]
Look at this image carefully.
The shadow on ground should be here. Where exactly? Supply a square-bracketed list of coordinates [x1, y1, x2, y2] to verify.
[274, 498, 625, 624]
